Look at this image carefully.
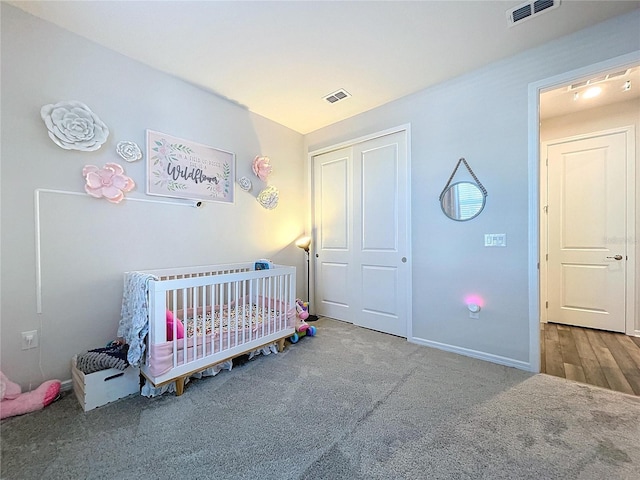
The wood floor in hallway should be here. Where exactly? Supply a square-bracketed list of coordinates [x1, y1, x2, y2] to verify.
[541, 322, 640, 396]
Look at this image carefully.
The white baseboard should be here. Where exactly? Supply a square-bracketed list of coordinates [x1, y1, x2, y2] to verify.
[60, 378, 73, 392]
[409, 336, 533, 372]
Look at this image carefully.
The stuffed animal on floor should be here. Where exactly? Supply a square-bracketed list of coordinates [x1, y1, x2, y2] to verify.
[0, 371, 60, 419]
[289, 299, 316, 343]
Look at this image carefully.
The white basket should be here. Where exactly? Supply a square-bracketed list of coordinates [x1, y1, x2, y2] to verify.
[71, 355, 140, 412]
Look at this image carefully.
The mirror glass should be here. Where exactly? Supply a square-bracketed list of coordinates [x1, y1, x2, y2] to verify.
[441, 181, 486, 221]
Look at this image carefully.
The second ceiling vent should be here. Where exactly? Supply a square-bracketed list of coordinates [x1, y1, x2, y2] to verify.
[507, 0, 560, 27]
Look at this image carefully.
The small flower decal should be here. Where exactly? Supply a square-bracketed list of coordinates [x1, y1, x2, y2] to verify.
[83, 163, 135, 204]
[40, 100, 109, 151]
[116, 141, 143, 162]
[252, 155, 272, 182]
[237, 176, 252, 192]
[256, 185, 279, 210]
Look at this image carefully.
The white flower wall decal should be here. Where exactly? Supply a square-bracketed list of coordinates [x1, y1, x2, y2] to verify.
[256, 185, 279, 210]
[116, 141, 142, 162]
[237, 176, 252, 192]
[40, 100, 109, 151]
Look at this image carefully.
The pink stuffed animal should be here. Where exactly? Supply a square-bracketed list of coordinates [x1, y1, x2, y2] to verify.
[0, 371, 60, 419]
[295, 298, 309, 321]
[166, 309, 184, 341]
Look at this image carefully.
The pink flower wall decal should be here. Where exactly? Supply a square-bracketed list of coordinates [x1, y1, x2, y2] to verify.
[252, 155, 272, 182]
[83, 163, 135, 204]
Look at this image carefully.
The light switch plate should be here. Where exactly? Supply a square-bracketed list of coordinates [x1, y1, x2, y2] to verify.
[484, 233, 507, 247]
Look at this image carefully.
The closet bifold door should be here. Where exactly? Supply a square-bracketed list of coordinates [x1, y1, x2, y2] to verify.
[312, 130, 409, 337]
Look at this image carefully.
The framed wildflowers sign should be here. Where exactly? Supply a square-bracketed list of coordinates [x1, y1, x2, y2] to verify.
[146, 130, 235, 204]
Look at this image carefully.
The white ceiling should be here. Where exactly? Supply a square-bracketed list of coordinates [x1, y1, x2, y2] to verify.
[9, 1, 640, 134]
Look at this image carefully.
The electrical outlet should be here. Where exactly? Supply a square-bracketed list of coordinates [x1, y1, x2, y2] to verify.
[21, 330, 38, 350]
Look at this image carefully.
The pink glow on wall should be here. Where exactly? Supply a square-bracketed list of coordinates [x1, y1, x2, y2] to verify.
[464, 294, 485, 308]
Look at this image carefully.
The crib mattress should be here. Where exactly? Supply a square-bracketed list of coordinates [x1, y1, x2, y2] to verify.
[184, 303, 274, 337]
[148, 302, 291, 377]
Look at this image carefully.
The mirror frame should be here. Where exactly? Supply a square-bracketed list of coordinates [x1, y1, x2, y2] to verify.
[440, 181, 487, 222]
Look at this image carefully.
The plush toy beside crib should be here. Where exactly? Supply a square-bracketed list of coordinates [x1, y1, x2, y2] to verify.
[0, 371, 61, 419]
[289, 298, 317, 344]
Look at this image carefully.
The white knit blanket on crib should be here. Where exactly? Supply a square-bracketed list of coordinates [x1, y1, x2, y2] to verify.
[117, 272, 157, 367]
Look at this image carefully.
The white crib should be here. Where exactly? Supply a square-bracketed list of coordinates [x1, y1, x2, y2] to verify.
[136, 262, 296, 395]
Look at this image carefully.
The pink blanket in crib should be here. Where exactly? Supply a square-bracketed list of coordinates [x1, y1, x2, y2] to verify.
[147, 299, 293, 377]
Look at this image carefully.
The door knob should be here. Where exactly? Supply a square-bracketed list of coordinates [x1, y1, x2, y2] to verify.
[606, 255, 623, 260]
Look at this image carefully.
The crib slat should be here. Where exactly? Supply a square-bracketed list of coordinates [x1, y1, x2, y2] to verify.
[182, 288, 188, 365]
[234, 281, 239, 348]
[278, 276, 282, 329]
[261, 277, 265, 339]
[242, 279, 246, 346]
[218, 283, 223, 354]
[268, 276, 273, 335]
[209, 285, 217, 354]
[266, 276, 270, 336]
[284, 273, 288, 328]
[249, 279, 255, 341]
[200, 280, 206, 358]
[193, 284, 199, 360]
[172, 290, 178, 369]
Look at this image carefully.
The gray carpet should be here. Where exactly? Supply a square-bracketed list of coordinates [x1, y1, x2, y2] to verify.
[2, 318, 639, 479]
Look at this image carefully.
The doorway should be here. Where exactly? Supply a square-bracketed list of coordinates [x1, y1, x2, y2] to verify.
[542, 127, 633, 332]
[529, 51, 640, 377]
[309, 127, 411, 338]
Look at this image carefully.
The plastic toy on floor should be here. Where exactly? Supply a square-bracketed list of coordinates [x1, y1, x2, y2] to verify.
[289, 299, 317, 343]
[0, 371, 61, 419]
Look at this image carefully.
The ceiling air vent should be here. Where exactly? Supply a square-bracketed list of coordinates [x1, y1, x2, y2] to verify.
[606, 69, 629, 79]
[323, 89, 351, 104]
[567, 69, 630, 91]
[507, 0, 560, 27]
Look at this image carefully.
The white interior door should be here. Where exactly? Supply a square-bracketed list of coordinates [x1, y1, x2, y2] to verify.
[313, 130, 409, 337]
[546, 130, 629, 332]
[313, 147, 352, 323]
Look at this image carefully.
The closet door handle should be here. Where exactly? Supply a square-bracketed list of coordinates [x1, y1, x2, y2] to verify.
[606, 255, 623, 260]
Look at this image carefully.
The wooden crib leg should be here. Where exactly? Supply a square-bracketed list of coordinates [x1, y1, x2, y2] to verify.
[175, 377, 185, 396]
[277, 338, 285, 353]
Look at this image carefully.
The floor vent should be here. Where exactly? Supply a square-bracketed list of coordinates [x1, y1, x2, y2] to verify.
[323, 89, 351, 104]
[507, 0, 560, 27]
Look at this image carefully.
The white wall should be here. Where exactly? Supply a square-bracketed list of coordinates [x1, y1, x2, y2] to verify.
[305, 11, 640, 369]
[1, 5, 306, 388]
[542, 99, 640, 141]
[541, 98, 640, 334]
